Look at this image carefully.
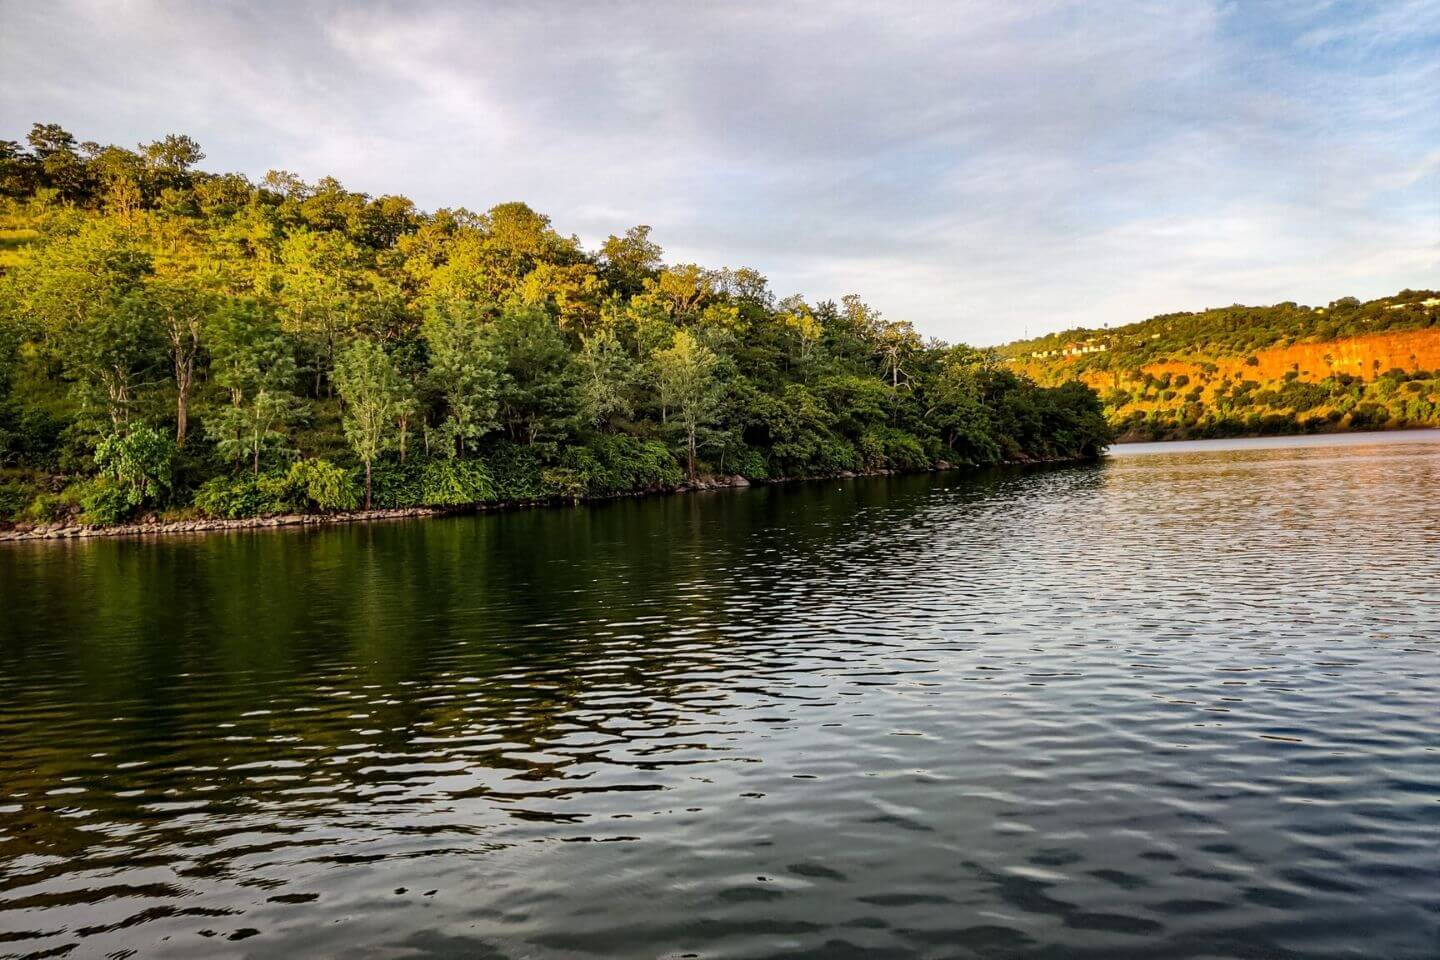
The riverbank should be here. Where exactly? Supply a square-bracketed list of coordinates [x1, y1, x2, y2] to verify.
[1112, 423, 1438, 444]
[0, 458, 1075, 543]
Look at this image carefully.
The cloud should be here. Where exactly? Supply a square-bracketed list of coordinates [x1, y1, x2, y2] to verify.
[1, 0, 1435, 343]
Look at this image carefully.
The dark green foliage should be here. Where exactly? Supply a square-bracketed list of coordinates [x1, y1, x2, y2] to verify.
[192, 458, 359, 518]
[370, 458, 496, 508]
[0, 122, 1112, 527]
[92, 425, 177, 518]
[0, 478, 32, 517]
[558, 435, 684, 496]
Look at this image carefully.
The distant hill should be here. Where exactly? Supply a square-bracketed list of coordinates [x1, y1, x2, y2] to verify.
[998, 293, 1440, 440]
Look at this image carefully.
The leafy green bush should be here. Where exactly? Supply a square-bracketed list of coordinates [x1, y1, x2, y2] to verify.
[877, 429, 930, 470]
[77, 477, 135, 526]
[562, 435, 683, 495]
[285, 458, 359, 511]
[192, 474, 278, 519]
[541, 466, 587, 501]
[194, 459, 362, 517]
[485, 442, 548, 501]
[725, 445, 769, 481]
[0, 479, 32, 520]
[371, 457, 496, 507]
[93, 425, 177, 517]
[417, 459, 496, 506]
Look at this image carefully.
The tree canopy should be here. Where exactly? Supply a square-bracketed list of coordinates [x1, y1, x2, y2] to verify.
[0, 122, 1109, 526]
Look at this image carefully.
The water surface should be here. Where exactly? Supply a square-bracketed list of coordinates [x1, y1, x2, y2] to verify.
[2, 432, 1438, 958]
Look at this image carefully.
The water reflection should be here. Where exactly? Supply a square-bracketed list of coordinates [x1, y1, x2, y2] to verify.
[2, 435, 1438, 958]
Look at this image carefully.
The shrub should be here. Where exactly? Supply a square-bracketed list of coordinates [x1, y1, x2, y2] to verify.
[93, 425, 177, 516]
[370, 457, 496, 508]
[484, 442, 548, 501]
[417, 458, 495, 506]
[725, 445, 769, 481]
[21, 491, 74, 523]
[77, 477, 135, 526]
[879, 429, 930, 470]
[285, 458, 359, 512]
[541, 466, 587, 501]
[566, 435, 682, 495]
[0, 479, 32, 520]
[193, 474, 278, 519]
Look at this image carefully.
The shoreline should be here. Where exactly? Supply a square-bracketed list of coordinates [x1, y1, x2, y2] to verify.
[1111, 422, 1438, 445]
[0, 458, 1081, 544]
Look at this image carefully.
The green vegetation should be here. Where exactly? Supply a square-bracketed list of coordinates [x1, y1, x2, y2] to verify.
[1000, 295, 1440, 440]
[1001, 295, 1440, 371]
[0, 123, 1109, 527]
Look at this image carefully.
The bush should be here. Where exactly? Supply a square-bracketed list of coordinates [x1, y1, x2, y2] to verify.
[562, 435, 683, 496]
[540, 466, 587, 501]
[484, 442, 549, 501]
[77, 477, 135, 526]
[0, 479, 32, 520]
[725, 445, 769, 481]
[371, 457, 496, 508]
[286, 458, 359, 511]
[879, 429, 930, 470]
[193, 459, 362, 517]
[193, 474, 278, 519]
[22, 490, 74, 523]
[417, 459, 496, 506]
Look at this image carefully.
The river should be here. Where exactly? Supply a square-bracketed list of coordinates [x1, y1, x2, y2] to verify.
[1, 430, 1437, 958]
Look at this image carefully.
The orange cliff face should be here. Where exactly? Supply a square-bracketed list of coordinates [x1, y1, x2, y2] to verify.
[1016, 328, 1440, 392]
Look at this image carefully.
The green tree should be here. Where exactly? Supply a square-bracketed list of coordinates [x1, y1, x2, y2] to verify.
[492, 305, 578, 445]
[275, 228, 368, 396]
[654, 329, 722, 482]
[422, 302, 503, 457]
[8, 222, 160, 425]
[94, 424, 177, 512]
[334, 340, 404, 509]
[143, 273, 213, 444]
[577, 327, 635, 428]
[599, 225, 663, 297]
[208, 302, 306, 474]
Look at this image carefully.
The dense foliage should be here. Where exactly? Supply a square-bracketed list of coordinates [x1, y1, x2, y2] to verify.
[1000, 294, 1440, 440]
[1000, 294, 1440, 370]
[0, 123, 1109, 525]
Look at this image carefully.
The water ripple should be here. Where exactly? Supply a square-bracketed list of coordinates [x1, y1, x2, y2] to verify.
[1, 432, 1438, 958]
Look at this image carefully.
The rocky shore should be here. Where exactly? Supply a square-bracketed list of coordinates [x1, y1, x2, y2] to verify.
[0, 461, 1034, 543]
[0, 473, 760, 542]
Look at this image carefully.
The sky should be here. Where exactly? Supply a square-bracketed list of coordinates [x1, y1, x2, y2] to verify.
[1, 1, 1437, 345]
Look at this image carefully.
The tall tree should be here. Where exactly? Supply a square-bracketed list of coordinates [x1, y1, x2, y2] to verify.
[422, 302, 503, 457]
[144, 274, 212, 444]
[576, 327, 636, 429]
[275, 228, 367, 396]
[654, 329, 722, 482]
[492, 305, 578, 445]
[9, 222, 159, 425]
[207, 302, 306, 474]
[334, 340, 404, 509]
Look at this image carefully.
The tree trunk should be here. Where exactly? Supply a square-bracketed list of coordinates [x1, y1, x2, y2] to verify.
[364, 460, 373, 510]
[171, 325, 197, 445]
[687, 426, 697, 483]
[175, 366, 191, 445]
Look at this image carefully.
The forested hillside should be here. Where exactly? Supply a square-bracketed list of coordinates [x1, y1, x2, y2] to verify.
[0, 123, 1108, 528]
[1000, 294, 1440, 440]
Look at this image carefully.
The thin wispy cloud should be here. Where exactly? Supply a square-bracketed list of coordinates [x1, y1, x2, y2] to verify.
[1, 0, 1435, 343]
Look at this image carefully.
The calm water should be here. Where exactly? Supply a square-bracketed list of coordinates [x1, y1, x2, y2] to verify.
[2, 432, 1438, 959]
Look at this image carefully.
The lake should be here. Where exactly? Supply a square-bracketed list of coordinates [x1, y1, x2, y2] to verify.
[1, 430, 1438, 958]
